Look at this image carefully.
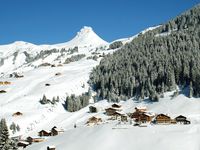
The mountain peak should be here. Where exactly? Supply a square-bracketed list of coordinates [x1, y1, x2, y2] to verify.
[56, 26, 108, 48]
[77, 26, 93, 37]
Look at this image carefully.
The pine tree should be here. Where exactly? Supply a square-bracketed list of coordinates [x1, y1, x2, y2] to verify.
[0, 118, 10, 149]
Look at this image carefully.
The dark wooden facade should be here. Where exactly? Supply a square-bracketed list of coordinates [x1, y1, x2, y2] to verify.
[105, 108, 118, 116]
[38, 130, 51, 137]
[138, 113, 153, 123]
[47, 146, 56, 150]
[155, 114, 171, 124]
[26, 136, 44, 143]
[87, 116, 102, 124]
[17, 141, 29, 148]
[51, 128, 58, 136]
[175, 115, 186, 123]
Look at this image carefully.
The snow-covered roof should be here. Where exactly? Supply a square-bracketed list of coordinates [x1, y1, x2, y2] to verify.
[115, 111, 127, 116]
[48, 145, 56, 148]
[135, 106, 147, 110]
[18, 141, 29, 145]
[144, 112, 155, 117]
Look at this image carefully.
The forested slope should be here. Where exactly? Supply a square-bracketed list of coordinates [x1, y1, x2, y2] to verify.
[90, 4, 200, 102]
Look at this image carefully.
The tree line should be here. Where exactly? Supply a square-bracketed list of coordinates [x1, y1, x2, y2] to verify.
[89, 4, 200, 102]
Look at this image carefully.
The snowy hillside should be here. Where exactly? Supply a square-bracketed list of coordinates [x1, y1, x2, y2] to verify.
[0, 26, 108, 74]
[0, 24, 200, 150]
[26, 93, 200, 150]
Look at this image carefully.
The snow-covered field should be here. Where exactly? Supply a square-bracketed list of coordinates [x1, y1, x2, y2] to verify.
[0, 26, 200, 150]
[25, 95, 200, 150]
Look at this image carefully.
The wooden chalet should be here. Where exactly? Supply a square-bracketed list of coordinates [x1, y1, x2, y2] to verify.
[17, 141, 29, 148]
[47, 146, 56, 150]
[38, 130, 51, 137]
[51, 127, 58, 136]
[175, 115, 190, 124]
[51, 126, 64, 136]
[105, 107, 118, 116]
[131, 106, 147, 118]
[0, 90, 6, 93]
[155, 114, 171, 124]
[89, 106, 98, 113]
[113, 111, 128, 122]
[12, 112, 23, 117]
[175, 115, 186, 123]
[137, 113, 154, 123]
[26, 136, 45, 144]
[87, 116, 102, 125]
[4, 81, 11, 85]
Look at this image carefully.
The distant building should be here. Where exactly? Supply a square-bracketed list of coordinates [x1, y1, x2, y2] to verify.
[12, 112, 23, 117]
[105, 104, 122, 116]
[175, 115, 190, 124]
[47, 145, 56, 150]
[155, 114, 171, 124]
[105, 108, 118, 116]
[17, 141, 29, 148]
[38, 130, 51, 137]
[26, 136, 45, 144]
[87, 116, 102, 125]
[137, 113, 154, 123]
[113, 111, 128, 122]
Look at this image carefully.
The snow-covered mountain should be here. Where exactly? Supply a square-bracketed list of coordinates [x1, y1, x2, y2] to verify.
[0, 26, 108, 74]
[1, 23, 200, 150]
[55, 26, 108, 47]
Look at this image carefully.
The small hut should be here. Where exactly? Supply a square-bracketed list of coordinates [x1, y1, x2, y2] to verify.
[26, 136, 45, 143]
[38, 130, 51, 137]
[0, 90, 6, 93]
[87, 116, 102, 125]
[47, 146, 56, 150]
[12, 112, 23, 117]
[17, 141, 29, 148]
[51, 127, 59, 136]
[175, 115, 187, 124]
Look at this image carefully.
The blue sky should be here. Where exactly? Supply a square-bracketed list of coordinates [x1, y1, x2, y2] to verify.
[0, 0, 199, 45]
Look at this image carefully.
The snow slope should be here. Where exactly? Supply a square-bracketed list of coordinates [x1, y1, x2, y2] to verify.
[26, 93, 200, 150]
[0, 25, 200, 150]
[0, 26, 108, 74]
